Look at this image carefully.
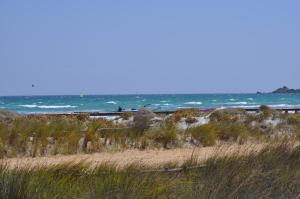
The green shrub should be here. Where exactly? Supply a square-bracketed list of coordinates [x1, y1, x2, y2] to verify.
[146, 122, 178, 148]
[172, 109, 201, 122]
[120, 112, 133, 120]
[286, 115, 300, 125]
[209, 109, 246, 122]
[215, 122, 249, 141]
[258, 105, 274, 120]
[188, 124, 217, 146]
[185, 117, 197, 125]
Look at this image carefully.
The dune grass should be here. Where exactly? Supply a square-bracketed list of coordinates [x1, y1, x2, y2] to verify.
[0, 141, 300, 198]
[0, 109, 300, 157]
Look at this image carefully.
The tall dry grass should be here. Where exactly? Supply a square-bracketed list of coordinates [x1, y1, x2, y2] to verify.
[0, 140, 300, 198]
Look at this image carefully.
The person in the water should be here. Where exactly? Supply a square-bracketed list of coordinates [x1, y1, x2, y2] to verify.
[117, 106, 123, 112]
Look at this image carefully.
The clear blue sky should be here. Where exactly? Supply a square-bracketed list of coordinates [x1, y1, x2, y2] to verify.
[1, 1, 299, 95]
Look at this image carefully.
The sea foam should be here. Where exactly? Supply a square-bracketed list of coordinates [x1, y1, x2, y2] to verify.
[184, 101, 202, 105]
[105, 101, 117, 104]
[225, 102, 248, 105]
[19, 105, 77, 109]
[269, 104, 298, 108]
[19, 105, 37, 108]
[38, 105, 77, 109]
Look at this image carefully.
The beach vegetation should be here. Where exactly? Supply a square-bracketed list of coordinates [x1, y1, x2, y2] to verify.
[120, 112, 133, 120]
[185, 116, 198, 125]
[188, 124, 217, 146]
[0, 141, 300, 198]
[172, 108, 201, 122]
[0, 109, 299, 157]
[144, 121, 178, 149]
[215, 122, 250, 141]
[257, 105, 277, 121]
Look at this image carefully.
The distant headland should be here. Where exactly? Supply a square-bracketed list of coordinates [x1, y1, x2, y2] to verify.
[272, 86, 300, 94]
[256, 86, 300, 94]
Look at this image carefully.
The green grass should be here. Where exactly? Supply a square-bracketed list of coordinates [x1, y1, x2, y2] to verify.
[0, 110, 300, 157]
[1, 141, 300, 198]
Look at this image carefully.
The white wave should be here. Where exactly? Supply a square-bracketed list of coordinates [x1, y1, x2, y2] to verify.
[105, 101, 117, 104]
[225, 102, 248, 105]
[212, 100, 217, 102]
[269, 104, 297, 108]
[19, 104, 77, 109]
[163, 103, 172, 106]
[91, 116, 119, 120]
[28, 111, 74, 114]
[160, 100, 169, 103]
[229, 98, 236, 101]
[247, 98, 254, 101]
[38, 105, 77, 109]
[231, 105, 259, 108]
[230, 104, 300, 109]
[184, 101, 202, 105]
[19, 105, 38, 108]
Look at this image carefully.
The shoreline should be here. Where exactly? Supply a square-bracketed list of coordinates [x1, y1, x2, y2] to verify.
[20, 107, 300, 116]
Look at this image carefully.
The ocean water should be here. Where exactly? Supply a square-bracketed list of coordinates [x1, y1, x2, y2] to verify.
[0, 93, 300, 114]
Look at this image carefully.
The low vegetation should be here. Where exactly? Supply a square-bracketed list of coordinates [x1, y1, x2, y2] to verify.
[0, 141, 300, 198]
[0, 107, 299, 158]
[0, 107, 300, 197]
[171, 108, 202, 122]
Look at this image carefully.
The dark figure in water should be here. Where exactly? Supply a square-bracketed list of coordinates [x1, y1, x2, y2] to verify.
[117, 106, 123, 112]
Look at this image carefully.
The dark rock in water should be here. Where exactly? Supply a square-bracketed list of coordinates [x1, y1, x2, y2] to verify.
[0, 109, 21, 121]
[272, 86, 300, 93]
[133, 108, 156, 132]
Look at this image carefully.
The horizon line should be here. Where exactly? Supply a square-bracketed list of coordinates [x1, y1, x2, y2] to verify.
[0, 92, 277, 97]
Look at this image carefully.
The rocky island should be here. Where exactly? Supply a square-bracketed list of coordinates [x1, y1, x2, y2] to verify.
[272, 86, 300, 93]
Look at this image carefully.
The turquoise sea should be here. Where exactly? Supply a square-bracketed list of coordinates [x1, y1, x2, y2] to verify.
[0, 94, 300, 114]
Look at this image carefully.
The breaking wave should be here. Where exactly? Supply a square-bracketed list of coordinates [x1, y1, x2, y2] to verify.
[184, 101, 202, 105]
[225, 102, 248, 105]
[19, 105, 77, 109]
[105, 101, 117, 104]
[231, 104, 300, 108]
[19, 105, 37, 108]
[269, 104, 300, 108]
